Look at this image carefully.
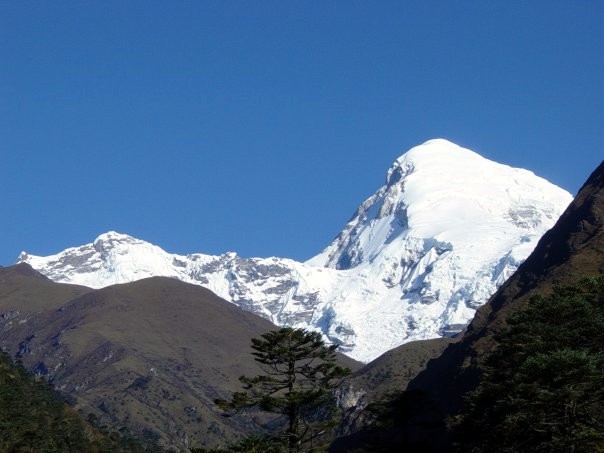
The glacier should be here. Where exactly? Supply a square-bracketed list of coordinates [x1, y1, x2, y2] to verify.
[18, 139, 573, 362]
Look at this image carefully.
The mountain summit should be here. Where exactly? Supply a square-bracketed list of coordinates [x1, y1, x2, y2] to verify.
[310, 139, 566, 269]
[19, 140, 572, 362]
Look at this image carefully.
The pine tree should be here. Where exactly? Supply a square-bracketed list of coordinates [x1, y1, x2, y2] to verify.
[458, 276, 604, 452]
[216, 328, 350, 452]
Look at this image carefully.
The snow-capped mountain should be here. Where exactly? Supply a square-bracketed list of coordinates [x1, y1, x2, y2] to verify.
[18, 139, 573, 362]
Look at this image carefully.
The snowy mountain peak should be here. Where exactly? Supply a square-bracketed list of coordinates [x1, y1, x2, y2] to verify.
[307, 139, 569, 271]
[386, 139, 479, 182]
[94, 230, 137, 243]
[18, 140, 573, 362]
[93, 231, 141, 251]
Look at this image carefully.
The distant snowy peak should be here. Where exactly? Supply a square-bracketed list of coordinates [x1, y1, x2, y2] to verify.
[20, 231, 201, 288]
[18, 139, 574, 362]
[307, 139, 571, 270]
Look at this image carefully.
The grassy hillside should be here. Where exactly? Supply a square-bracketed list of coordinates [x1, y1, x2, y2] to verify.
[348, 337, 455, 401]
[0, 269, 359, 450]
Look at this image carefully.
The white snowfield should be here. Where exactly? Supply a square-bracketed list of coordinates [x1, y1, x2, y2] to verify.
[19, 139, 573, 362]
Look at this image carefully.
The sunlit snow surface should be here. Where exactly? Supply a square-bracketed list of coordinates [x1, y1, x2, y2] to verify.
[20, 140, 572, 362]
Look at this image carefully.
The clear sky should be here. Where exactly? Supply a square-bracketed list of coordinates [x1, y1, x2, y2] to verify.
[2, 1, 603, 266]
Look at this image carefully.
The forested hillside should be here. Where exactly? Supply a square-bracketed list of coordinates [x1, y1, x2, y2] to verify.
[0, 350, 150, 452]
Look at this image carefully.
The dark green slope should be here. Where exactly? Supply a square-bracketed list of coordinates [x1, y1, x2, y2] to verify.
[457, 276, 604, 452]
[0, 348, 151, 452]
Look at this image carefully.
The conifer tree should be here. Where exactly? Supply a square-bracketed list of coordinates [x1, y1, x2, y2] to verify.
[458, 276, 604, 452]
[216, 328, 350, 452]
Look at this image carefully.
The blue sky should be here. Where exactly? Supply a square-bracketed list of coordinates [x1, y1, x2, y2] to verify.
[2, 1, 603, 266]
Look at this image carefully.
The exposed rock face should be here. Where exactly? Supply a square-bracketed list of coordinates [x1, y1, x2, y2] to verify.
[18, 140, 572, 362]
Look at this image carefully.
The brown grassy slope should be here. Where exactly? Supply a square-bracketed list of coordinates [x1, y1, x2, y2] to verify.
[347, 337, 455, 401]
[334, 337, 454, 438]
[0, 262, 91, 312]
[0, 271, 360, 450]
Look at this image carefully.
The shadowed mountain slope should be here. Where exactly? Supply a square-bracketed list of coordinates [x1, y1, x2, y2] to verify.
[334, 336, 455, 437]
[348, 337, 455, 402]
[332, 161, 604, 452]
[0, 269, 360, 450]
